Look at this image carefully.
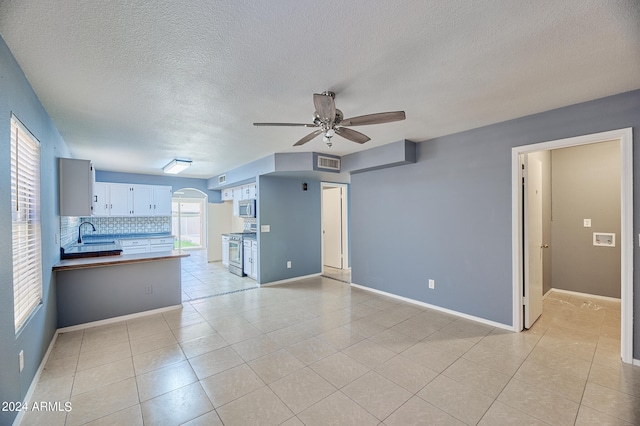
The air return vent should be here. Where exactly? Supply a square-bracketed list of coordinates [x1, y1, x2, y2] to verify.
[218, 174, 227, 184]
[317, 156, 340, 171]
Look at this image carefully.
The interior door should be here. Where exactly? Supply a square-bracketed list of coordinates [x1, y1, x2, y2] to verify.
[323, 186, 343, 269]
[524, 153, 544, 328]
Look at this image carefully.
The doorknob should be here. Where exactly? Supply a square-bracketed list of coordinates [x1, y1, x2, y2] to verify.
[541, 244, 549, 248]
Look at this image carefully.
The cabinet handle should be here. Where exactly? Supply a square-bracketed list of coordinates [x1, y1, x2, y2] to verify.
[149, 204, 152, 209]
[94, 195, 98, 202]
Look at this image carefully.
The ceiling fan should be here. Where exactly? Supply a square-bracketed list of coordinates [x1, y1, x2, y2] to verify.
[253, 91, 406, 147]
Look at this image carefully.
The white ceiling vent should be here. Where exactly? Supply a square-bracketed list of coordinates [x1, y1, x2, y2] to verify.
[317, 156, 340, 171]
[218, 174, 227, 184]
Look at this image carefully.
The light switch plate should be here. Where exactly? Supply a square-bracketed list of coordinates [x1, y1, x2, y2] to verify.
[583, 219, 591, 227]
[261, 225, 270, 232]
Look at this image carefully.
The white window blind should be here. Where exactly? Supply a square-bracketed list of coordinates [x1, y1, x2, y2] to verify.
[11, 115, 42, 332]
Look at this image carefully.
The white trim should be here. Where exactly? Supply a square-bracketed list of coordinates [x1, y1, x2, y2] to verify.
[259, 273, 322, 287]
[351, 282, 513, 331]
[57, 304, 182, 333]
[12, 332, 59, 426]
[512, 127, 634, 363]
[548, 288, 621, 303]
[634, 359, 640, 367]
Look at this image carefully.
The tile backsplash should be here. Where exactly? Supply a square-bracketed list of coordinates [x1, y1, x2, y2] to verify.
[60, 216, 80, 247]
[80, 216, 172, 235]
[61, 216, 172, 247]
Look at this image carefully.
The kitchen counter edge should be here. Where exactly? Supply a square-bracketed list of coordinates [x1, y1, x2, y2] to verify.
[53, 250, 190, 271]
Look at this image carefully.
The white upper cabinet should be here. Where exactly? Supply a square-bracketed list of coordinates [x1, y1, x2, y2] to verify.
[108, 183, 132, 216]
[132, 184, 153, 216]
[241, 183, 257, 200]
[59, 158, 94, 216]
[93, 182, 110, 216]
[92, 183, 173, 217]
[221, 188, 233, 201]
[153, 186, 173, 216]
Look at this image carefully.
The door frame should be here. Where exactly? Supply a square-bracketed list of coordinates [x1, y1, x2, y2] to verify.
[321, 182, 349, 270]
[511, 128, 633, 363]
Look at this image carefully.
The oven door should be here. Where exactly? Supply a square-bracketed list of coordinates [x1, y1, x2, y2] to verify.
[229, 239, 242, 266]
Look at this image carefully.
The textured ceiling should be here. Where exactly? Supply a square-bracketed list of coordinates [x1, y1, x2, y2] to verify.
[0, 0, 638, 178]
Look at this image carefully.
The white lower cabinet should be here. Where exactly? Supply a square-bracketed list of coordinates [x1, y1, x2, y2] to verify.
[222, 235, 229, 266]
[149, 237, 174, 252]
[119, 238, 150, 254]
[243, 239, 257, 280]
[119, 236, 174, 254]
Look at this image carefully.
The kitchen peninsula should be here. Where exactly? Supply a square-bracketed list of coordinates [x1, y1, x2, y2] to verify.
[53, 250, 189, 327]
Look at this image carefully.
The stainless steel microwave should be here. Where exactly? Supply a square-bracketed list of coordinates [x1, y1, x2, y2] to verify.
[238, 199, 256, 218]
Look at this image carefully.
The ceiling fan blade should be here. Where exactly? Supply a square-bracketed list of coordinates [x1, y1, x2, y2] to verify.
[313, 92, 336, 124]
[293, 129, 323, 146]
[340, 111, 406, 126]
[253, 122, 317, 127]
[335, 127, 370, 144]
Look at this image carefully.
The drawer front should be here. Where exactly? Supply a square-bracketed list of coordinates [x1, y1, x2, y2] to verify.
[149, 243, 174, 252]
[149, 237, 173, 245]
[121, 246, 149, 254]
[119, 239, 149, 247]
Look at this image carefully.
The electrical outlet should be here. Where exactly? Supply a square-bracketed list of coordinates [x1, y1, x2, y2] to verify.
[145, 285, 153, 294]
[583, 219, 591, 228]
[19, 350, 24, 372]
[428, 279, 435, 289]
[286, 261, 292, 269]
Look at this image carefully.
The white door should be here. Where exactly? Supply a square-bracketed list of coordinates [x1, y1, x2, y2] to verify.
[524, 154, 544, 328]
[323, 186, 343, 269]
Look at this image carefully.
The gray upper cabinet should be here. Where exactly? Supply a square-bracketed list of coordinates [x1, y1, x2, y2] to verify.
[59, 158, 94, 216]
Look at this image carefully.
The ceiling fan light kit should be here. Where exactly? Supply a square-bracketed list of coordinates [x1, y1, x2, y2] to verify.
[253, 91, 405, 147]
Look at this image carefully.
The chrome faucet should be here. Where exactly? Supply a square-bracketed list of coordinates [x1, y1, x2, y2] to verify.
[78, 221, 96, 244]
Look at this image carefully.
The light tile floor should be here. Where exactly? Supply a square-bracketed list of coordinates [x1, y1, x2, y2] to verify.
[181, 251, 258, 302]
[322, 266, 351, 284]
[21, 278, 639, 425]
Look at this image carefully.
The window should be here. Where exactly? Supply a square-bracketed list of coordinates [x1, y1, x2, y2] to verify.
[11, 115, 42, 332]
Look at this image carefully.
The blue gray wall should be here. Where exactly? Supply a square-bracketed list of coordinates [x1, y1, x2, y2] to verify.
[0, 37, 71, 425]
[350, 90, 640, 354]
[258, 175, 322, 284]
[551, 142, 621, 298]
[96, 170, 221, 203]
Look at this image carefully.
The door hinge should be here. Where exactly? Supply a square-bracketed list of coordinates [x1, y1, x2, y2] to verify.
[522, 296, 528, 306]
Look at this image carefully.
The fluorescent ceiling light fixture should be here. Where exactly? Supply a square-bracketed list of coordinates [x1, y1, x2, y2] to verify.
[162, 159, 192, 174]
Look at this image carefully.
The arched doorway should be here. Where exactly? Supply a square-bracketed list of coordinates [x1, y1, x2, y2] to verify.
[172, 188, 207, 250]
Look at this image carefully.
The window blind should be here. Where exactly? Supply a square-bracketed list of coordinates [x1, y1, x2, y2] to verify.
[11, 115, 42, 332]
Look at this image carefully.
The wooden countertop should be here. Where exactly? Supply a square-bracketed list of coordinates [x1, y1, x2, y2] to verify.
[53, 250, 190, 271]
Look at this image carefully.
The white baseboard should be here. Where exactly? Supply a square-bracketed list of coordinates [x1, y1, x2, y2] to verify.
[57, 304, 183, 333]
[12, 331, 59, 426]
[350, 282, 513, 331]
[548, 288, 621, 302]
[633, 359, 640, 367]
[259, 273, 322, 287]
